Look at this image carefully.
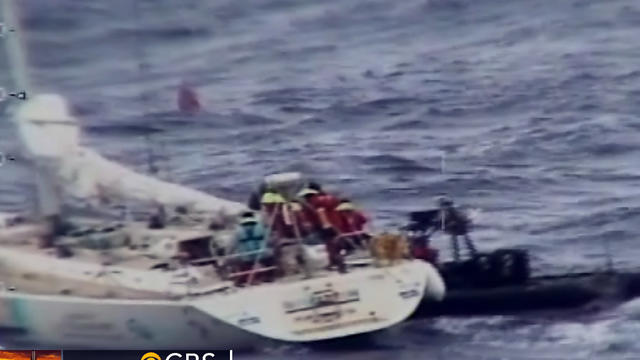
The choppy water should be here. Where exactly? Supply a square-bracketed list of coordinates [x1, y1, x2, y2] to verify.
[2, 0, 640, 358]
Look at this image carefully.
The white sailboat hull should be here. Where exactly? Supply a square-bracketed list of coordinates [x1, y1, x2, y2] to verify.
[0, 259, 440, 349]
[0, 294, 263, 350]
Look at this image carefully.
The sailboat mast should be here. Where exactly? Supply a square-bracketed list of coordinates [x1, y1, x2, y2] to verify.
[1, 0, 32, 95]
[1, 0, 63, 225]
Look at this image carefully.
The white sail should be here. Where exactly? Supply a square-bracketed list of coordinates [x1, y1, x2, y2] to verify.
[12, 94, 247, 221]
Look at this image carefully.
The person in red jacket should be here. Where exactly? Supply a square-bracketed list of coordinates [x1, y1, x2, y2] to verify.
[297, 186, 345, 273]
[288, 200, 316, 239]
[300, 188, 342, 228]
[335, 199, 370, 250]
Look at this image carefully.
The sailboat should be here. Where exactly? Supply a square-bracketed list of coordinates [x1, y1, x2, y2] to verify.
[0, 0, 445, 350]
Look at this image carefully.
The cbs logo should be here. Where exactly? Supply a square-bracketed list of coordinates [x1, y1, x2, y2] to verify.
[141, 352, 162, 360]
[141, 352, 216, 360]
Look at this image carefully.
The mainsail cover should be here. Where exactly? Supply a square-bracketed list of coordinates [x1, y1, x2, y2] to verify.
[12, 94, 247, 221]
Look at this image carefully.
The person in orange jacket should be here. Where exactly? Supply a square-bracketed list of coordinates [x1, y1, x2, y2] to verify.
[297, 185, 345, 273]
[334, 199, 370, 249]
[300, 183, 342, 228]
[288, 200, 316, 239]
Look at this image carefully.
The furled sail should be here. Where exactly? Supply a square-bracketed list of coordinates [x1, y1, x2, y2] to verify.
[12, 94, 247, 222]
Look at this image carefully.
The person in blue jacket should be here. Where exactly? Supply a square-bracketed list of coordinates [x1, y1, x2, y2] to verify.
[230, 211, 268, 285]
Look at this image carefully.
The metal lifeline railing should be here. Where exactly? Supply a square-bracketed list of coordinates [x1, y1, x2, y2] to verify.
[192, 202, 374, 287]
[205, 207, 281, 286]
[178, 228, 376, 293]
[186, 248, 277, 284]
[225, 231, 372, 283]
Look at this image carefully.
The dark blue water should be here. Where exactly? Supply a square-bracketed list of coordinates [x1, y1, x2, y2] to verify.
[3, 0, 640, 358]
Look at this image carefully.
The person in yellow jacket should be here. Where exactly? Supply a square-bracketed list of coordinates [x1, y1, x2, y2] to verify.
[260, 189, 309, 277]
[260, 189, 288, 239]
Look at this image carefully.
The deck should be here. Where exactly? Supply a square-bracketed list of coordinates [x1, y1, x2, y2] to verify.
[0, 222, 375, 300]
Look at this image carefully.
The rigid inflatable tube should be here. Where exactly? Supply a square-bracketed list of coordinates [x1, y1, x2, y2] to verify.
[413, 283, 601, 317]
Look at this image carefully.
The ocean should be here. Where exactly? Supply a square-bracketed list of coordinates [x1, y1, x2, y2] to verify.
[2, 0, 640, 358]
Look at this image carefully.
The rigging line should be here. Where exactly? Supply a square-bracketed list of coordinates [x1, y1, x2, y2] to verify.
[130, 1, 161, 178]
[130, 1, 176, 183]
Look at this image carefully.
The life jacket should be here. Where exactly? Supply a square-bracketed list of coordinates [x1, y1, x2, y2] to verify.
[289, 202, 316, 237]
[235, 222, 265, 261]
[262, 203, 289, 239]
[279, 203, 297, 239]
[308, 194, 341, 230]
[336, 210, 367, 234]
[261, 192, 291, 238]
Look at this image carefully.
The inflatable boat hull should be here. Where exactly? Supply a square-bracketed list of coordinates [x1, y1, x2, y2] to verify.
[416, 271, 640, 317]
